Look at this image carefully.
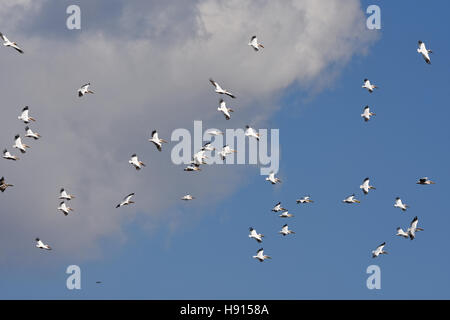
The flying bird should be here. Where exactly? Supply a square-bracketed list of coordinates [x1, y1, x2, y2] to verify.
[296, 196, 314, 204]
[201, 142, 215, 152]
[253, 248, 271, 262]
[35, 238, 51, 250]
[2, 149, 19, 161]
[18, 107, 35, 123]
[217, 99, 233, 120]
[372, 242, 388, 258]
[417, 41, 432, 64]
[248, 227, 264, 243]
[184, 164, 201, 172]
[407, 216, 424, 240]
[209, 79, 236, 99]
[129, 154, 145, 170]
[0, 32, 23, 53]
[362, 79, 378, 93]
[394, 197, 409, 212]
[396, 227, 410, 239]
[78, 83, 94, 97]
[361, 106, 376, 122]
[206, 129, 224, 136]
[13, 135, 30, 154]
[245, 126, 260, 141]
[417, 177, 435, 185]
[59, 188, 75, 201]
[0, 177, 13, 192]
[279, 211, 294, 218]
[58, 201, 74, 216]
[248, 35, 264, 51]
[279, 224, 295, 236]
[342, 194, 360, 204]
[265, 172, 281, 185]
[360, 178, 376, 195]
[148, 130, 167, 152]
[219, 145, 236, 160]
[272, 202, 286, 212]
[25, 126, 41, 140]
[181, 194, 195, 201]
[116, 193, 135, 208]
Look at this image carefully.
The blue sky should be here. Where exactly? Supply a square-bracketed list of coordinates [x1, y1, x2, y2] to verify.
[1, 0, 450, 299]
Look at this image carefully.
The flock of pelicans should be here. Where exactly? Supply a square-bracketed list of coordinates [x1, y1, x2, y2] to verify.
[0, 30, 436, 264]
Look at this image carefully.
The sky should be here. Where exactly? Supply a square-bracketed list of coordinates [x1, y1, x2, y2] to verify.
[0, 0, 449, 299]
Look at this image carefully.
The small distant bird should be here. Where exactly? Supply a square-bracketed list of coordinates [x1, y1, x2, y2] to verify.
[396, 227, 410, 239]
[217, 99, 233, 120]
[372, 242, 388, 258]
[296, 196, 314, 204]
[13, 135, 30, 154]
[272, 202, 286, 212]
[362, 79, 378, 93]
[78, 83, 94, 97]
[360, 178, 376, 195]
[248, 35, 264, 51]
[407, 216, 424, 240]
[25, 126, 41, 140]
[248, 227, 264, 243]
[148, 130, 167, 152]
[279, 211, 294, 218]
[279, 224, 295, 236]
[219, 145, 236, 160]
[181, 194, 195, 201]
[245, 126, 260, 141]
[394, 197, 409, 212]
[265, 172, 281, 185]
[209, 79, 236, 99]
[361, 106, 376, 122]
[96, 281, 102, 284]
[417, 41, 432, 64]
[253, 248, 271, 262]
[2, 149, 19, 161]
[18, 107, 35, 123]
[206, 129, 224, 136]
[58, 201, 74, 216]
[35, 238, 51, 250]
[201, 142, 215, 152]
[342, 194, 360, 204]
[59, 188, 75, 201]
[0, 177, 13, 192]
[129, 154, 145, 170]
[184, 164, 201, 172]
[0, 32, 23, 53]
[417, 177, 435, 185]
[116, 193, 135, 208]
[192, 149, 208, 165]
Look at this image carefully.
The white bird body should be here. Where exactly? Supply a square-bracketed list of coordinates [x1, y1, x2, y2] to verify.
[18, 107, 35, 123]
[406, 216, 424, 240]
[201, 143, 215, 152]
[0, 177, 13, 192]
[396, 228, 409, 239]
[248, 36, 264, 51]
[59, 188, 75, 200]
[181, 194, 194, 201]
[343, 194, 360, 204]
[192, 149, 208, 165]
[116, 193, 135, 208]
[184, 164, 201, 172]
[372, 242, 388, 258]
[394, 197, 409, 211]
[245, 126, 260, 141]
[361, 106, 376, 122]
[2, 149, 19, 161]
[360, 178, 375, 195]
[148, 130, 167, 152]
[25, 126, 41, 140]
[78, 83, 94, 97]
[362, 79, 378, 93]
[207, 129, 224, 136]
[279, 211, 294, 218]
[35, 238, 51, 250]
[248, 227, 264, 243]
[279, 224, 295, 236]
[417, 41, 432, 64]
[217, 99, 233, 120]
[271, 202, 286, 212]
[209, 79, 236, 99]
[219, 145, 236, 160]
[0, 32, 23, 53]
[129, 154, 145, 170]
[296, 196, 314, 204]
[253, 248, 271, 262]
[265, 172, 281, 185]
[13, 135, 30, 154]
[58, 201, 73, 216]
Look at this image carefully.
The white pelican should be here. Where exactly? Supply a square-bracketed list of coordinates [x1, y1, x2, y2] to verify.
[25, 126, 41, 140]
[361, 106, 376, 122]
[360, 177, 376, 195]
[362, 79, 378, 93]
[59, 188, 75, 200]
[35, 238, 51, 250]
[407, 216, 424, 240]
[18, 107, 35, 123]
[181, 194, 195, 201]
[116, 193, 135, 208]
[219, 145, 236, 160]
[248, 36, 264, 51]
[129, 154, 145, 170]
[2, 149, 19, 161]
[396, 227, 409, 239]
[342, 194, 360, 204]
[248, 227, 264, 243]
[209, 79, 236, 99]
[58, 201, 74, 216]
[0, 177, 13, 192]
[184, 164, 201, 172]
[372, 242, 388, 258]
[279, 224, 295, 236]
[206, 129, 224, 136]
[271, 202, 286, 212]
[0, 32, 23, 53]
[148, 130, 167, 152]
[394, 197, 409, 212]
[279, 211, 294, 218]
[296, 196, 314, 204]
[217, 99, 233, 120]
[417, 177, 435, 185]
[417, 41, 432, 64]
[13, 134, 30, 154]
[192, 149, 208, 165]
[201, 142, 215, 151]
[245, 126, 260, 141]
[253, 248, 271, 262]
[265, 172, 281, 185]
[78, 83, 94, 97]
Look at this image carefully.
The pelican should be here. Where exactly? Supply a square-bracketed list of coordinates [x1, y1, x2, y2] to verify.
[396, 227, 409, 239]
[248, 36, 264, 51]
[245, 126, 260, 141]
[372, 242, 388, 258]
[253, 248, 271, 262]
[360, 178, 376, 195]
[279, 211, 294, 218]
[35, 238, 51, 250]
[342, 194, 360, 204]
[2, 149, 19, 161]
[181, 194, 195, 201]
[129, 154, 145, 170]
[417, 177, 435, 185]
[361, 106, 376, 122]
[279, 224, 295, 236]
[0, 177, 13, 192]
[206, 129, 224, 136]
[0, 32, 23, 53]
[18, 107, 35, 123]
[407, 216, 424, 240]
[116, 193, 135, 208]
[192, 149, 208, 165]
[201, 142, 215, 152]
[248, 227, 264, 243]
[272, 202, 286, 212]
[209, 79, 236, 99]
[219, 145, 236, 160]
[296, 196, 314, 204]
[362, 79, 378, 93]
[394, 197, 409, 212]
[59, 188, 75, 200]
[13, 135, 30, 154]
[148, 130, 167, 152]
[217, 99, 233, 120]
[78, 83, 94, 97]
[265, 172, 281, 185]
[417, 41, 432, 64]
[25, 126, 41, 140]
[184, 164, 201, 172]
[58, 201, 74, 216]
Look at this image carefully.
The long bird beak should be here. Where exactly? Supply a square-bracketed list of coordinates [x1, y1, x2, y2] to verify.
[30, 117, 36, 121]
[355, 200, 361, 203]
[160, 139, 168, 143]
[259, 44, 264, 48]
